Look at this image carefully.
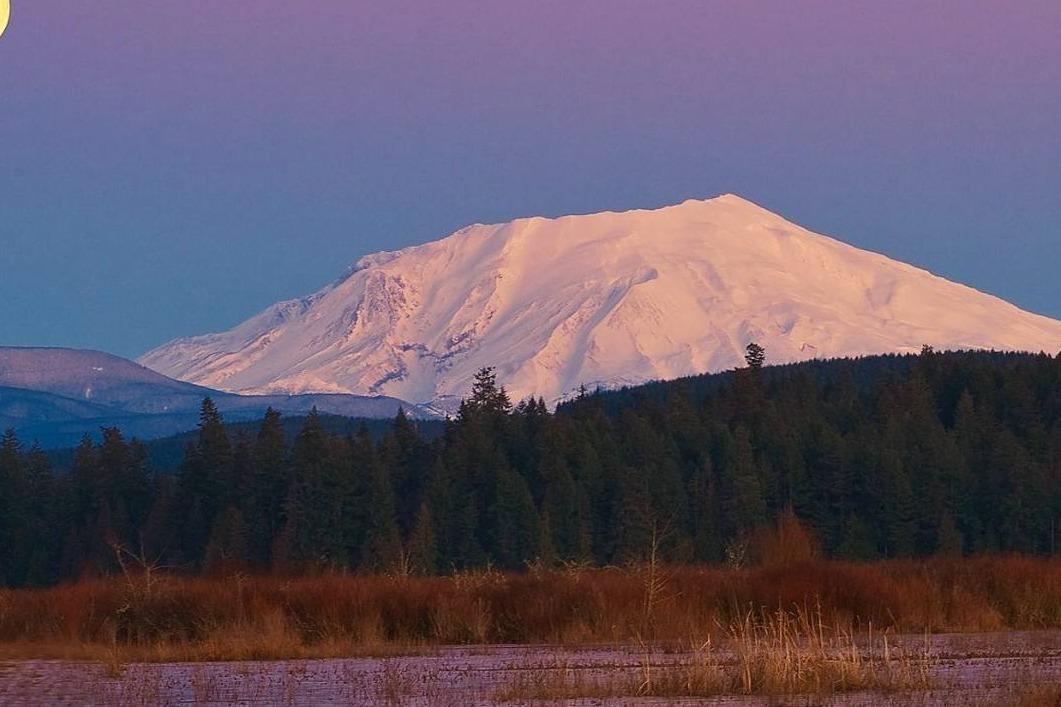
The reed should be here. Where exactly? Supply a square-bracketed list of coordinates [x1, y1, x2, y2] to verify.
[494, 609, 935, 700]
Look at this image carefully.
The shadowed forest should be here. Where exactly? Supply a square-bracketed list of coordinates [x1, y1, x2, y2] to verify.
[0, 348, 1058, 587]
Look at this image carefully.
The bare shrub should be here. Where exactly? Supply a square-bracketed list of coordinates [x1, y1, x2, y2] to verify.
[749, 507, 820, 567]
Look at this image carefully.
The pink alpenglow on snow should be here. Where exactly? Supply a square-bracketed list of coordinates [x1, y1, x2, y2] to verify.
[140, 195, 1061, 412]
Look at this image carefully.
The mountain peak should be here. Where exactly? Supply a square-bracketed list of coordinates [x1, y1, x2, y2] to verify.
[685, 192, 752, 207]
[139, 196, 1061, 410]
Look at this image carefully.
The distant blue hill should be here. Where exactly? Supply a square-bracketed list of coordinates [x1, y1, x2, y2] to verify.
[42, 411, 445, 474]
[0, 347, 437, 448]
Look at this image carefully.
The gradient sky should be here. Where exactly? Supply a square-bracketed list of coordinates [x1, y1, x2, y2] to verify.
[1, 1, 1059, 358]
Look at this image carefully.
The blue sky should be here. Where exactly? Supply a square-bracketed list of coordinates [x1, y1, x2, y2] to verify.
[1, 1, 1058, 357]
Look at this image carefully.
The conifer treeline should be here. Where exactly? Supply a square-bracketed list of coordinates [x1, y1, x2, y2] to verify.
[0, 349, 1058, 587]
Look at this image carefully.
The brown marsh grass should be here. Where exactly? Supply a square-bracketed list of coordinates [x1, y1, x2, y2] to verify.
[0, 555, 1057, 663]
[1004, 685, 1061, 707]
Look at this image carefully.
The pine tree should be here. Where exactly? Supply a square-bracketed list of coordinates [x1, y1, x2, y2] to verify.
[380, 408, 429, 537]
[0, 429, 27, 585]
[358, 446, 402, 572]
[835, 514, 878, 560]
[139, 474, 177, 569]
[745, 342, 766, 369]
[468, 367, 512, 415]
[62, 434, 121, 576]
[541, 469, 582, 562]
[878, 452, 917, 557]
[22, 443, 57, 585]
[175, 442, 209, 566]
[612, 464, 656, 563]
[4, 349, 1060, 584]
[688, 457, 720, 562]
[935, 510, 964, 556]
[175, 399, 234, 567]
[719, 427, 766, 540]
[283, 409, 345, 569]
[97, 427, 151, 552]
[405, 501, 438, 575]
[248, 408, 288, 568]
[197, 398, 234, 508]
[203, 506, 248, 572]
[804, 421, 850, 552]
[483, 459, 539, 570]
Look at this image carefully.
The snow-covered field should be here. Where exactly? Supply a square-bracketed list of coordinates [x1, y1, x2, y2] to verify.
[140, 195, 1061, 412]
[3, 631, 1058, 706]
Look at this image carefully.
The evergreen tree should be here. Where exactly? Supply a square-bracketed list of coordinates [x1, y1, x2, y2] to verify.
[380, 408, 429, 537]
[203, 506, 248, 572]
[248, 408, 288, 568]
[745, 342, 766, 369]
[719, 427, 766, 539]
[283, 409, 345, 569]
[0, 430, 27, 585]
[3, 349, 1059, 586]
[688, 457, 720, 562]
[175, 399, 233, 567]
[612, 464, 656, 563]
[835, 514, 878, 560]
[405, 501, 438, 574]
[539, 447, 584, 562]
[482, 455, 539, 569]
[358, 441, 402, 572]
[22, 443, 57, 585]
[467, 367, 513, 415]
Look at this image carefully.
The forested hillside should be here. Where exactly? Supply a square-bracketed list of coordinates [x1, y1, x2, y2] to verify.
[0, 349, 1058, 587]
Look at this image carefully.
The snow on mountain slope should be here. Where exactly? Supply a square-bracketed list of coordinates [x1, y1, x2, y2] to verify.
[0, 347, 218, 412]
[0, 347, 431, 420]
[139, 195, 1061, 410]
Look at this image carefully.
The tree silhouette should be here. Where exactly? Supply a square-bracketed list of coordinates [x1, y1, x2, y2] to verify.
[745, 342, 766, 369]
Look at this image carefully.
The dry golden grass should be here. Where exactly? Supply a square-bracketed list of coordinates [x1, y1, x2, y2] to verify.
[494, 609, 934, 700]
[0, 555, 1057, 662]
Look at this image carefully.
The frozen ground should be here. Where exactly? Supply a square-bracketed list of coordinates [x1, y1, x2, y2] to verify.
[1, 631, 1058, 706]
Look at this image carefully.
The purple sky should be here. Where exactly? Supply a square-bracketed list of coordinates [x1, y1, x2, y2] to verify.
[1, 0, 1059, 357]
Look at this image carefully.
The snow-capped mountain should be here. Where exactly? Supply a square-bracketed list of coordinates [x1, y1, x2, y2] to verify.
[0, 347, 434, 447]
[140, 195, 1061, 411]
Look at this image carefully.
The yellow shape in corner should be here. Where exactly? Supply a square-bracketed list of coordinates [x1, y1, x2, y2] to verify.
[0, 0, 9, 39]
